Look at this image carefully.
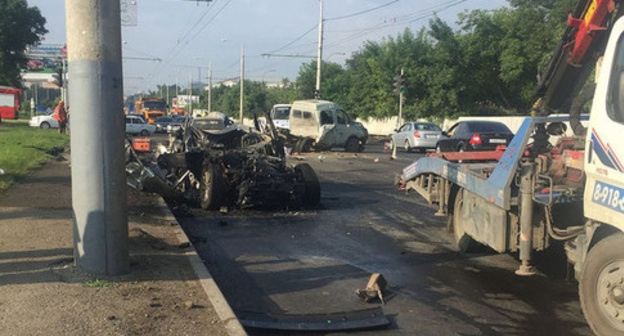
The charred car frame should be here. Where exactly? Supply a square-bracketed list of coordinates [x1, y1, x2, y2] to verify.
[126, 113, 321, 210]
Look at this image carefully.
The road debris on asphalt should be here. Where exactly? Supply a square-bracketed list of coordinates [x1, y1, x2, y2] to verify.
[355, 273, 387, 304]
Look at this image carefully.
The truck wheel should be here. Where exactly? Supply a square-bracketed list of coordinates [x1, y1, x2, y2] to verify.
[200, 164, 226, 210]
[295, 163, 320, 208]
[140, 129, 149, 136]
[452, 189, 479, 252]
[40, 122, 50, 130]
[580, 232, 624, 336]
[295, 138, 312, 153]
[345, 137, 360, 153]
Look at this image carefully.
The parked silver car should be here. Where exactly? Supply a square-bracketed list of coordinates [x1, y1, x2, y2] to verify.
[391, 122, 442, 153]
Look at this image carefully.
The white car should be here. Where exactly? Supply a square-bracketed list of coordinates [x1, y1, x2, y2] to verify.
[29, 115, 59, 129]
[391, 122, 443, 153]
[125, 115, 156, 136]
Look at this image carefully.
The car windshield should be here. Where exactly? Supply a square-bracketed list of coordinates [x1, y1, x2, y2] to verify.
[144, 101, 166, 110]
[148, 113, 162, 119]
[156, 117, 171, 122]
[467, 122, 512, 133]
[193, 119, 224, 130]
[272, 106, 291, 120]
[415, 123, 442, 131]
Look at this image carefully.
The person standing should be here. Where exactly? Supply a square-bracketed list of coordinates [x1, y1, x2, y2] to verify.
[53, 100, 67, 134]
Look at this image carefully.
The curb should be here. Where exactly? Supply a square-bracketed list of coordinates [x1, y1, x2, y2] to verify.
[155, 197, 247, 336]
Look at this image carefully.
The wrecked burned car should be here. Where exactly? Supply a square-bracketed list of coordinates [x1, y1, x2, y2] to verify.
[126, 115, 321, 210]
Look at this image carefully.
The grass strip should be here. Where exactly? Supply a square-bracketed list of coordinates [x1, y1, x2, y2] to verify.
[0, 119, 69, 192]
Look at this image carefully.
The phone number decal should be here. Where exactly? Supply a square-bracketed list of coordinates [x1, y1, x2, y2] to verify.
[593, 182, 624, 214]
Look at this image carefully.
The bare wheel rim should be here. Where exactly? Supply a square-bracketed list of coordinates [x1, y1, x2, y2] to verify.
[596, 259, 624, 331]
[202, 168, 212, 204]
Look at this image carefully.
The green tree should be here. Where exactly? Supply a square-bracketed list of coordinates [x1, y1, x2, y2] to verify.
[295, 60, 344, 99]
[0, 0, 47, 87]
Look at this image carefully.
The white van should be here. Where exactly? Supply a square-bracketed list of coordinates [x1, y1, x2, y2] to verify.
[289, 100, 368, 152]
[271, 104, 291, 130]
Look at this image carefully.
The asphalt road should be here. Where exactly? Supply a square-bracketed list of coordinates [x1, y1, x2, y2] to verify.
[167, 139, 592, 335]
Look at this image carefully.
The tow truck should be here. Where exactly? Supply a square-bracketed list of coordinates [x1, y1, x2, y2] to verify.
[397, 1, 624, 334]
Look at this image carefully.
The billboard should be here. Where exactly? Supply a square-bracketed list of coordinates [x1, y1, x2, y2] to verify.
[121, 0, 138, 26]
[26, 44, 66, 58]
[174, 95, 199, 108]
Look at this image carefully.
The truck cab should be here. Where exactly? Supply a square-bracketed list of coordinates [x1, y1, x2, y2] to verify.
[135, 98, 167, 125]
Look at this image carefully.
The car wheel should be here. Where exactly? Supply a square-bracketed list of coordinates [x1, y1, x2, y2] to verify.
[200, 163, 227, 210]
[295, 163, 320, 208]
[457, 144, 466, 163]
[404, 140, 412, 153]
[139, 129, 149, 136]
[452, 189, 479, 252]
[580, 232, 624, 336]
[40, 122, 51, 130]
[345, 137, 360, 153]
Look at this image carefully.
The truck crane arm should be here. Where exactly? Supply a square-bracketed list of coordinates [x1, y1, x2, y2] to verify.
[535, 0, 620, 115]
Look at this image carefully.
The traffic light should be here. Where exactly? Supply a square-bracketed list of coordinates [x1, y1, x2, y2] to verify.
[49, 67, 63, 88]
[393, 74, 407, 94]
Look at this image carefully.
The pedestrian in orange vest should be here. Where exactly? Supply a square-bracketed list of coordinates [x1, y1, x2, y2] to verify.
[53, 100, 67, 134]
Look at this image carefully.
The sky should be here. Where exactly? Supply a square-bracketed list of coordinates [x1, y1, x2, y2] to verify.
[28, 0, 508, 95]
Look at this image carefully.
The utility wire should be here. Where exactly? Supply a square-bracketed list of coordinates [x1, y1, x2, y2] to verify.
[262, 0, 398, 57]
[160, 1, 217, 65]
[263, 24, 318, 55]
[325, 0, 399, 21]
[322, 0, 467, 49]
[146, 0, 233, 85]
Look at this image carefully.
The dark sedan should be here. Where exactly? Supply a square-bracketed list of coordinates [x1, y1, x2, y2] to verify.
[436, 120, 514, 152]
[154, 116, 174, 133]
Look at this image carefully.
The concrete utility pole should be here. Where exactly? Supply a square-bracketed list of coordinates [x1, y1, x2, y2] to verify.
[66, 0, 128, 275]
[239, 44, 244, 124]
[315, 0, 324, 99]
[189, 73, 193, 116]
[208, 62, 212, 112]
[398, 68, 404, 127]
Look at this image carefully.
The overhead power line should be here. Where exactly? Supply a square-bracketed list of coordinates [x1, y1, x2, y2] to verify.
[145, 0, 234, 85]
[263, 24, 318, 55]
[325, 0, 399, 21]
[322, 0, 468, 50]
[261, 53, 316, 59]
